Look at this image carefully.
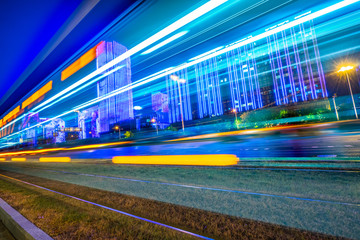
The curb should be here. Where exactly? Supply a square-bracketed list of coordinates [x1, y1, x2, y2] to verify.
[0, 198, 52, 240]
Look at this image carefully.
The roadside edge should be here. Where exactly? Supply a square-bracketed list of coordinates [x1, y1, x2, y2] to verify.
[0, 197, 52, 240]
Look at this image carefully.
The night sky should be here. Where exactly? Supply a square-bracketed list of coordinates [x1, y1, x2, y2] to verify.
[0, 0, 81, 100]
[0, 0, 136, 116]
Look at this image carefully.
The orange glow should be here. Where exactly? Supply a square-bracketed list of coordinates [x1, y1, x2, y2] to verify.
[22, 81, 53, 109]
[11, 158, 26, 162]
[39, 157, 71, 163]
[61, 41, 104, 81]
[166, 122, 333, 142]
[112, 154, 239, 166]
[2, 106, 20, 123]
[0, 141, 133, 158]
[337, 66, 354, 72]
[68, 141, 132, 150]
[0, 158, 5, 161]
[0, 148, 64, 157]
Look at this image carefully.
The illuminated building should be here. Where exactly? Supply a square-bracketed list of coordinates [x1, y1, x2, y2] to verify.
[225, 43, 262, 112]
[195, 57, 224, 118]
[96, 41, 134, 133]
[166, 70, 192, 124]
[78, 106, 100, 139]
[0, 0, 358, 150]
[151, 92, 169, 113]
[265, 20, 327, 104]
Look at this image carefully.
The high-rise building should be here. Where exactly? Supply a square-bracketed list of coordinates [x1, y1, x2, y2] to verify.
[96, 41, 133, 133]
[166, 69, 192, 124]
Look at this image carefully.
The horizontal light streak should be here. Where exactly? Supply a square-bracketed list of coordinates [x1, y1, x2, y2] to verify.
[0, 173, 213, 240]
[68, 141, 132, 150]
[141, 31, 189, 55]
[22, 81, 53, 109]
[39, 157, 71, 163]
[0, 141, 133, 157]
[166, 122, 332, 142]
[0, 148, 64, 157]
[11, 158, 26, 162]
[112, 154, 239, 166]
[0, 158, 5, 161]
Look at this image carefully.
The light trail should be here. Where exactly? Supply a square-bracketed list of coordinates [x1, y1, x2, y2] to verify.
[1, 0, 358, 146]
[112, 154, 239, 166]
[0, 141, 132, 157]
[0, 173, 213, 240]
[0, 0, 228, 136]
[34, 168, 360, 207]
[39, 157, 71, 163]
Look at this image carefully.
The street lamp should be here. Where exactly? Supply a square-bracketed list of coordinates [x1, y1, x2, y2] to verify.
[232, 108, 239, 128]
[231, 108, 238, 121]
[338, 66, 358, 119]
[151, 118, 158, 135]
[170, 75, 186, 132]
[114, 125, 121, 139]
[332, 94, 339, 121]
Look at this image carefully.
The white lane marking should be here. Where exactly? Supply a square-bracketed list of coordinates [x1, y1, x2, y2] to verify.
[312, 146, 318, 148]
[264, 148, 269, 150]
[344, 145, 353, 147]
[327, 146, 334, 148]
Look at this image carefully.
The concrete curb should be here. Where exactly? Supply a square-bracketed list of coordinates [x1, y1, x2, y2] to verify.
[0, 198, 52, 240]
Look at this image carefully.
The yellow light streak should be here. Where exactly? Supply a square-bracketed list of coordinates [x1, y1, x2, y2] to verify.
[166, 122, 333, 142]
[61, 41, 103, 81]
[0, 148, 64, 157]
[39, 157, 71, 163]
[112, 154, 239, 166]
[2, 106, 20, 123]
[68, 141, 132, 150]
[0, 158, 6, 161]
[0, 141, 133, 158]
[11, 158, 26, 162]
[22, 81, 53, 109]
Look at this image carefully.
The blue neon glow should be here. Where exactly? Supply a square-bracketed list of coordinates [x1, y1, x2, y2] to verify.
[0, 0, 228, 135]
[0, 0, 358, 142]
[141, 31, 188, 55]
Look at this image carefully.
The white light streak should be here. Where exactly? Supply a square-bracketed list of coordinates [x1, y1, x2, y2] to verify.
[141, 31, 189, 55]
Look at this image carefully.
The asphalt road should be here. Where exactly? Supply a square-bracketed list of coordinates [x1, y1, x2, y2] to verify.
[46, 121, 360, 165]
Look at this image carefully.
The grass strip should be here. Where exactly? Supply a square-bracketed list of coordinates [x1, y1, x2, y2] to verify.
[0, 173, 197, 239]
[0, 169, 343, 240]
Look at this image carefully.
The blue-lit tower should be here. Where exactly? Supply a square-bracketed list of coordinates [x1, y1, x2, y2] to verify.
[194, 57, 223, 118]
[96, 41, 134, 133]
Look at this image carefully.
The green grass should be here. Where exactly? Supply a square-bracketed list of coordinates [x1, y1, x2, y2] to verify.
[0, 169, 341, 240]
[0, 176, 197, 239]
